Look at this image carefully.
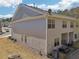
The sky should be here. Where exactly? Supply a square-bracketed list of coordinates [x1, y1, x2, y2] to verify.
[0, 0, 79, 18]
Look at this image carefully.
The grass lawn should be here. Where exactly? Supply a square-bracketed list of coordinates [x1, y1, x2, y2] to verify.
[0, 37, 48, 59]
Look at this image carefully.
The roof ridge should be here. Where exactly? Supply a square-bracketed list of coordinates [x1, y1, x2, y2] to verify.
[19, 3, 47, 13]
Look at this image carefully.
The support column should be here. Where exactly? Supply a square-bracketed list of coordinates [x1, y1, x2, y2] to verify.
[59, 34, 62, 46]
[67, 33, 69, 44]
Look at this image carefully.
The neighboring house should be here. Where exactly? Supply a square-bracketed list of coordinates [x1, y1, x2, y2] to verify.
[1, 21, 10, 27]
[0, 21, 2, 32]
[11, 4, 79, 56]
[0, 19, 2, 32]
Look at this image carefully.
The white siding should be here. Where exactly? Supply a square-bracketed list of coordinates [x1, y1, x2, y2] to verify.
[47, 18, 74, 54]
[12, 18, 46, 39]
[11, 18, 47, 55]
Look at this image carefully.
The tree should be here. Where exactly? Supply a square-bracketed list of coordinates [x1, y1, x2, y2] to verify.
[1, 17, 12, 22]
[2, 18, 6, 22]
[48, 9, 52, 15]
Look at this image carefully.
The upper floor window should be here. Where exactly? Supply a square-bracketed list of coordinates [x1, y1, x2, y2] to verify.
[70, 21, 74, 28]
[62, 21, 67, 28]
[48, 19, 55, 29]
[76, 23, 79, 28]
[48, 19, 51, 28]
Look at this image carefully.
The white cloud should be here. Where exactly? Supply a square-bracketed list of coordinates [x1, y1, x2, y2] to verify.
[0, 0, 22, 7]
[58, 0, 79, 10]
[28, 0, 79, 10]
[27, 4, 34, 6]
[0, 14, 13, 18]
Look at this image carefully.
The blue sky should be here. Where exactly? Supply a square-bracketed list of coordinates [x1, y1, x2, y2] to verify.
[23, 0, 59, 5]
[0, 0, 79, 18]
[0, 0, 59, 17]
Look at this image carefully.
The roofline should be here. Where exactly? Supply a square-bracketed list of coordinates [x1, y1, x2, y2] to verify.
[25, 4, 47, 12]
[12, 3, 78, 24]
[47, 14, 77, 21]
[11, 14, 46, 24]
[11, 14, 78, 25]
[25, 5, 44, 14]
[12, 4, 46, 21]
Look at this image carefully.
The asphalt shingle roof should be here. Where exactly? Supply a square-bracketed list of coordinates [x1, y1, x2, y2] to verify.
[13, 4, 46, 21]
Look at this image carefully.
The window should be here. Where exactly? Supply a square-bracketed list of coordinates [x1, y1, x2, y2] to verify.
[75, 34, 77, 39]
[70, 21, 74, 28]
[21, 35, 23, 42]
[62, 21, 67, 28]
[76, 23, 78, 27]
[48, 19, 52, 28]
[54, 38, 59, 46]
[48, 19, 55, 29]
[25, 35, 27, 43]
[51, 20, 55, 28]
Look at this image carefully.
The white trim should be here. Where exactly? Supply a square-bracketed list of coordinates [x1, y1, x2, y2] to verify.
[11, 15, 46, 24]
[45, 18, 47, 55]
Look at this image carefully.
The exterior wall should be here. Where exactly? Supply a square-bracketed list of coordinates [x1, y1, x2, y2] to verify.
[74, 22, 79, 41]
[27, 36, 46, 55]
[12, 18, 46, 38]
[11, 14, 79, 56]
[12, 32, 46, 55]
[11, 18, 47, 55]
[47, 18, 75, 54]
[75, 32, 79, 41]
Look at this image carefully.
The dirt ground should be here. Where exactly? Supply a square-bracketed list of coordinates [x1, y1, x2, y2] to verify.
[0, 37, 48, 59]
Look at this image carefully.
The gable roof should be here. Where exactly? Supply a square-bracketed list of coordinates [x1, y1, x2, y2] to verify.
[12, 4, 46, 21]
[12, 3, 78, 24]
[27, 4, 47, 13]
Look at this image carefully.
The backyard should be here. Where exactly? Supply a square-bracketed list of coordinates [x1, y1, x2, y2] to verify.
[0, 37, 48, 59]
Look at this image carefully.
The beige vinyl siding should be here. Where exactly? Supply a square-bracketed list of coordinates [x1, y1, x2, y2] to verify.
[47, 18, 75, 54]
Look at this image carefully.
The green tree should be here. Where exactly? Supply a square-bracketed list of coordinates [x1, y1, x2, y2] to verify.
[48, 9, 52, 15]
